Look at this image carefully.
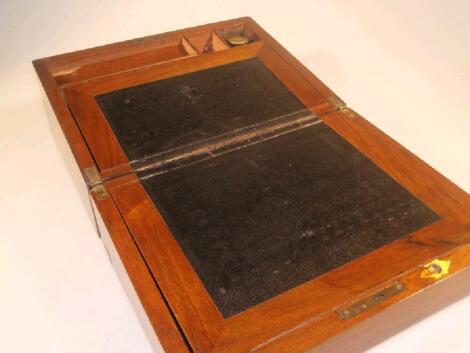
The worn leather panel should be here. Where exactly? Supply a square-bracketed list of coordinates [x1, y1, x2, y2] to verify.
[138, 123, 440, 317]
[95, 58, 307, 163]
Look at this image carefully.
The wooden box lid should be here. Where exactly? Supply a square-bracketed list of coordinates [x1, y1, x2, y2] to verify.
[58, 19, 340, 180]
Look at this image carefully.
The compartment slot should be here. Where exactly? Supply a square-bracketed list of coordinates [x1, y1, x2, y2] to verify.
[55, 37, 198, 85]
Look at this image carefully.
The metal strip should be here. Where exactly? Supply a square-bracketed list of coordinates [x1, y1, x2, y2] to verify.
[338, 282, 405, 320]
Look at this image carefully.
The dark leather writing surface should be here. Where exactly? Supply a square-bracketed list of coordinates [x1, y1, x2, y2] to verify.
[139, 123, 439, 317]
[96, 58, 307, 163]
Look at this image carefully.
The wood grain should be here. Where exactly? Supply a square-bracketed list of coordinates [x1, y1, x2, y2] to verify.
[33, 59, 97, 176]
[256, 244, 470, 353]
[55, 39, 198, 85]
[90, 186, 191, 353]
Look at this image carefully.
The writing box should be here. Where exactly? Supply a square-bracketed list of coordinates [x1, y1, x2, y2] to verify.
[34, 17, 470, 353]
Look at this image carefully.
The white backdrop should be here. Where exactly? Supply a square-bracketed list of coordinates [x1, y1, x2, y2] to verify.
[1, 1, 470, 352]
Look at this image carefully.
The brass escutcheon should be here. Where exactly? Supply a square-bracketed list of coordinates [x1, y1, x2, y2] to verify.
[420, 259, 451, 280]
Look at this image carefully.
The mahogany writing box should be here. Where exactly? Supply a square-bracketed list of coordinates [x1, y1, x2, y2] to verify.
[34, 17, 470, 353]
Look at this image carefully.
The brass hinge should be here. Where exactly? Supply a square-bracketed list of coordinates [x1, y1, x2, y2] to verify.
[84, 167, 108, 199]
[83, 166, 102, 187]
[91, 184, 109, 200]
[327, 95, 347, 110]
[327, 96, 358, 119]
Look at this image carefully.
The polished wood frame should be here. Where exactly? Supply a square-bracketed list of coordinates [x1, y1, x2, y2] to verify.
[34, 17, 470, 353]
